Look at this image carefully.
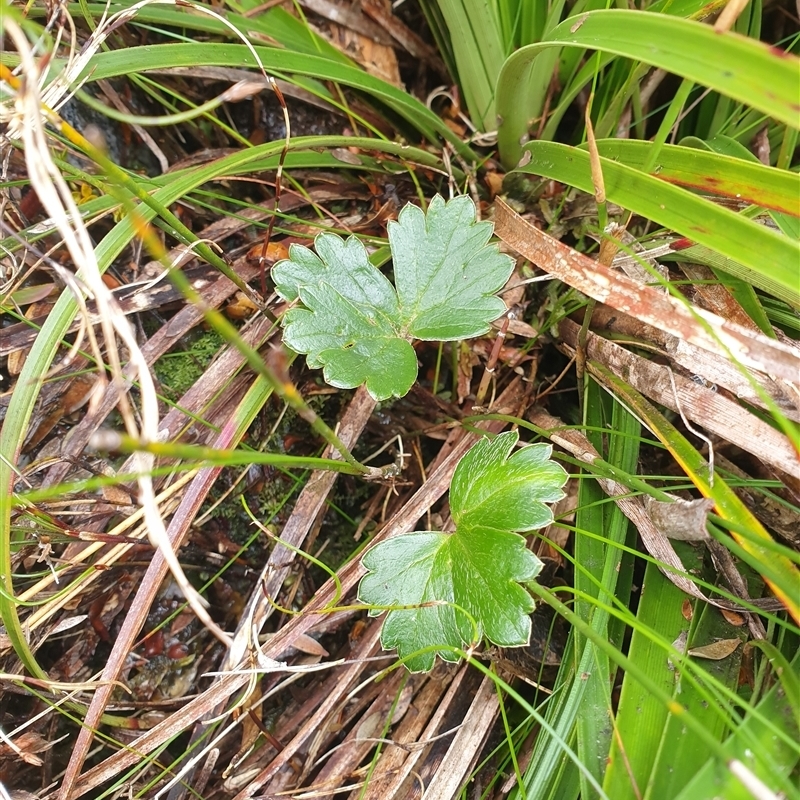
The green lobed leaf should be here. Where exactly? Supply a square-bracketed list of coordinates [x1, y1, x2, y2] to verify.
[273, 195, 514, 401]
[358, 431, 568, 672]
[360, 532, 462, 672]
[273, 233, 416, 399]
[450, 432, 568, 532]
[391, 195, 514, 340]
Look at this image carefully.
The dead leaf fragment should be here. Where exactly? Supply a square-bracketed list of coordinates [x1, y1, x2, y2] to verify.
[688, 638, 742, 660]
[332, 147, 364, 165]
[225, 291, 260, 320]
[642, 495, 713, 541]
[102, 483, 133, 506]
[292, 633, 330, 657]
[720, 608, 746, 627]
[356, 710, 386, 742]
[485, 171, 504, 199]
[246, 240, 289, 264]
[0, 729, 53, 766]
[570, 13, 588, 32]
[668, 630, 689, 671]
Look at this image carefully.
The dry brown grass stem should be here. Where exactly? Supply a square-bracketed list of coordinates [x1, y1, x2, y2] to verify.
[4, 14, 231, 651]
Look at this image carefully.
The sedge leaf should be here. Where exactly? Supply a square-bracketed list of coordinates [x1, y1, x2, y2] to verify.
[272, 195, 514, 401]
[358, 431, 568, 672]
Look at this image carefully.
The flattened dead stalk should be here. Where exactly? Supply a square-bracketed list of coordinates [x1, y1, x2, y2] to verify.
[493, 198, 800, 385]
[557, 319, 799, 478]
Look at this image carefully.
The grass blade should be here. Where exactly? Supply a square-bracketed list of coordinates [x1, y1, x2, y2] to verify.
[434, 0, 505, 130]
[512, 141, 800, 306]
[590, 139, 800, 216]
[497, 9, 800, 167]
[602, 545, 701, 800]
[575, 385, 640, 796]
[643, 595, 751, 799]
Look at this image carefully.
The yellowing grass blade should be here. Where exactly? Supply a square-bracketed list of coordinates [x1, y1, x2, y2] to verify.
[593, 362, 800, 625]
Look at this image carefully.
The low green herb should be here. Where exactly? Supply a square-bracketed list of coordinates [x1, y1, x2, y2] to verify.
[274, 195, 568, 671]
[272, 193, 514, 401]
[359, 431, 568, 672]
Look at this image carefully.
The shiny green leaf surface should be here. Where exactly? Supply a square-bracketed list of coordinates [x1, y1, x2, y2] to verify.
[359, 431, 568, 672]
[590, 139, 800, 216]
[273, 195, 514, 400]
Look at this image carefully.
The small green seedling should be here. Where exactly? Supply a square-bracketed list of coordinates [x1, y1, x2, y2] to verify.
[273, 195, 568, 671]
[359, 431, 568, 672]
[272, 194, 514, 401]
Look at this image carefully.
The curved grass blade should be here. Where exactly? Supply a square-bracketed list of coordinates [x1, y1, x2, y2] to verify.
[72, 2, 352, 62]
[433, 0, 506, 130]
[527, 585, 760, 799]
[70, 43, 479, 161]
[589, 139, 800, 217]
[497, 9, 800, 167]
[643, 576, 750, 799]
[512, 141, 800, 306]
